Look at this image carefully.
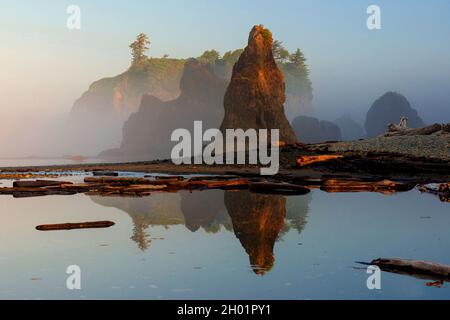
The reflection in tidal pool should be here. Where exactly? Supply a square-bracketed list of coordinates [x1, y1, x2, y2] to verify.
[0, 186, 449, 299]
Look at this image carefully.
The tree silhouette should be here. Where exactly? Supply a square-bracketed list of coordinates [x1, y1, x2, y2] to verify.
[289, 48, 308, 74]
[129, 33, 150, 65]
[272, 40, 290, 63]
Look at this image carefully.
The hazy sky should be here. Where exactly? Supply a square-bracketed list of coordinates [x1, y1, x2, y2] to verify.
[0, 0, 449, 156]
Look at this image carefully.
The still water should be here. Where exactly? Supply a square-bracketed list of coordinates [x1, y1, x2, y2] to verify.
[0, 179, 449, 300]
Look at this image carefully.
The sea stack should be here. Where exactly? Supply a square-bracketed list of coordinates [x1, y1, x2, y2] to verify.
[365, 92, 426, 137]
[220, 25, 297, 144]
[103, 59, 227, 161]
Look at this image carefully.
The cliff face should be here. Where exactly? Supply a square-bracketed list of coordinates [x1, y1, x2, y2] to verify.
[365, 92, 426, 137]
[71, 59, 185, 120]
[220, 25, 297, 145]
[68, 59, 185, 154]
[106, 59, 227, 161]
[292, 115, 342, 143]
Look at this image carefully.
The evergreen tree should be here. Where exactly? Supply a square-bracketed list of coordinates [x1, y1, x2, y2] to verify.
[272, 40, 290, 63]
[289, 48, 309, 75]
[129, 33, 150, 65]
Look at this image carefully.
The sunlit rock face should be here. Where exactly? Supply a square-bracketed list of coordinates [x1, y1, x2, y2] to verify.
[225, 191, 286, 275]
[365, 92, 426, 137]
[220, 25, 297, 145]
[102, 59, 227, 161]
[292, 115, 342, 143]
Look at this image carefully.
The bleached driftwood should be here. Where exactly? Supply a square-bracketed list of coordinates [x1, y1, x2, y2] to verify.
[386, 122, 445, 137]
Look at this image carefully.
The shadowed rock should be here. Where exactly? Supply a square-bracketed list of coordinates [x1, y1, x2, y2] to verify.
[292, 115, 342, 143]
[102, 59, 227, 161]
[365, 92, 426, 137]
[334, 114, 365, 141]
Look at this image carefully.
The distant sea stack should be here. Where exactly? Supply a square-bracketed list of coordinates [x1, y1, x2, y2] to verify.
[365, 92, 426, 137]
[292, 116, 342, 143]
[334, 114, 365, 141]
[220, 25, 297, 145]
[101, 59, 227, 161]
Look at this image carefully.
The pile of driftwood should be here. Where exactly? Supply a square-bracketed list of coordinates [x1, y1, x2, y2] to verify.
[0, 173, 422, 198]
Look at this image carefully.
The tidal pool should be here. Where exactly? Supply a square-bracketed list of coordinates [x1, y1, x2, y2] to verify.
[0, 181, 448, 300]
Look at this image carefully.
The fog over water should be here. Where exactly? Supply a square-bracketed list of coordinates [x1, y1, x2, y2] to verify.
[1, 0, 449, 158]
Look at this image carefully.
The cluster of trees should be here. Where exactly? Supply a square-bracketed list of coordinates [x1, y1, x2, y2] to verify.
[129, 33, 309, 78]
[273, 40, 309, 74]
[198, 49, 244, 66]
[197, 40, 309, 74]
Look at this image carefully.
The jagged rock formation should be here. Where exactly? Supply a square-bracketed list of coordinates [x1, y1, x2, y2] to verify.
[101, 59, 227, 161]
[365, 92, 426, 137]
[292, 115, 342, 143]
[334, 114, 366, 141]
[220, 25, 297, 145]
[225, 191, 286, 275]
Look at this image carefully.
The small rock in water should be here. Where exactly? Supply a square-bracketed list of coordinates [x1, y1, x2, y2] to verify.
[92, 171, 119, 177]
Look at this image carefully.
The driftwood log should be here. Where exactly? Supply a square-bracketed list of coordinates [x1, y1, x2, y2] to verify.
[296, 155, 343, 167]
[321, 179, 415, 194]
[369, 258, 450, 281]
[249, 182, 310, 195]
[92, 171, 119, 177]
[13, 180, 73, 188]
[36, 221, 115, 231]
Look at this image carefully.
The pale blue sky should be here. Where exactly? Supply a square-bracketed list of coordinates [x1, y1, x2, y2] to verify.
[0, 0, 449, 155]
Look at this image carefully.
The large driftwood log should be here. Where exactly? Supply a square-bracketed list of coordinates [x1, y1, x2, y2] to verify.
[370, 258, 450, 281]
[84, 177, 181, 185]
[385, 123, 445, 137]
[13, 180, 73, 188]
[36, 221, 115, 231]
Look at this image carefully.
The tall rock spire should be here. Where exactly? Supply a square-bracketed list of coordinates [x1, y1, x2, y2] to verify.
[220, 25, 297, 144]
